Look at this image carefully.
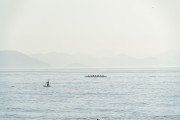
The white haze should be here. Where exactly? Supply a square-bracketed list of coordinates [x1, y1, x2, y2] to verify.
[0, 0, 180, 59]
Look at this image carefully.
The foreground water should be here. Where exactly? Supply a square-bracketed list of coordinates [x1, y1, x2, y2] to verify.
[0, 68, 180, 120]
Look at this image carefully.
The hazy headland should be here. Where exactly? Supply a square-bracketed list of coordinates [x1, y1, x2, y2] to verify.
[0, 50, 180, 68]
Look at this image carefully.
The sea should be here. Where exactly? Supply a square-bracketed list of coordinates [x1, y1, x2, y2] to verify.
[0, 68, 180, 120]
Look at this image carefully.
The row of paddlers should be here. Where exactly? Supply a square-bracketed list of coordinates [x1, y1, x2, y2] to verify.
[85, 75, 107, 77]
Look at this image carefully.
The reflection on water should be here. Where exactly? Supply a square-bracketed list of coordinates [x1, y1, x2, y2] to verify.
[0, 68, 180, 120]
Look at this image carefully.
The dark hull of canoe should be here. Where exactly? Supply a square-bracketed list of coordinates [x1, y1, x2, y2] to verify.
[43, 85, 50, 87]
[85, 76, 107, 77]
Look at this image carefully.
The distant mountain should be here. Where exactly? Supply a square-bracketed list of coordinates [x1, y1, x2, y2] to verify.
[31, 52, 137, 67]
[2, 50, 179, 68]
[31, 51, 180, 68]
[0, 51, 49, 68]
[31, 52, 93, 67]
[135, 51, 180, 67]
[66, 63, 87, 68]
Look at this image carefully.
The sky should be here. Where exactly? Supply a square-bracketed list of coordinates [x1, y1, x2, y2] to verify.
[0, 0, 180, 58]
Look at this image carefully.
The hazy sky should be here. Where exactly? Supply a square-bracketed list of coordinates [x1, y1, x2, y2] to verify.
[0, 0, 180, 58]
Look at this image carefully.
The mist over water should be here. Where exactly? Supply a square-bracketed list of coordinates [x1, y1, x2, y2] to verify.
[1, 0, 180, 57]
[0, 68, 180, 120]
[1, 1, 180, 119]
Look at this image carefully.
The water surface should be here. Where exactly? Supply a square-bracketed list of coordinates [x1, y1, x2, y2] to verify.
[0, 68, 180, 120]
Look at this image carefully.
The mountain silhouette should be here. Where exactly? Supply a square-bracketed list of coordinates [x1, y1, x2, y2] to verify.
[0, 50, 49, 68]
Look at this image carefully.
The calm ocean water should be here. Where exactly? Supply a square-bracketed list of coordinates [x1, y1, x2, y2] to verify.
[0, 68, 180, 120]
